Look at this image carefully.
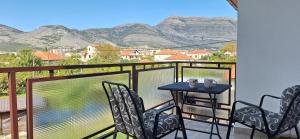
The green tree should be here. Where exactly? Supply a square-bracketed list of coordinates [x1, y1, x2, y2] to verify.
[220, 42, 237, 53]
[59, 56, 82, 74]
[0, 53, 17, 67]
[209, 51, 236, 62]
[16, 48, 43, 67]
[59, 55, 81, 65]
[0, 75, 8, 96]
[92, 43, 120, 64]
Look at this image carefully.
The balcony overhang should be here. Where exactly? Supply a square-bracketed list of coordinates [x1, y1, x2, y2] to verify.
[227, 0, 238, 10]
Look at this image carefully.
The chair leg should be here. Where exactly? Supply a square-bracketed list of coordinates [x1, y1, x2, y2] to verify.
[250, 128, 255, 139]
[177, 106, 188, 139]
[174, 129, 179, 139]
[226, 117, 234, 139]
[181, 129, 188, 139]
[179, 118, 187, 139]
[295, 126, 300, 139]
[180, 123, 188, 139]
[113, 130, 117, 139]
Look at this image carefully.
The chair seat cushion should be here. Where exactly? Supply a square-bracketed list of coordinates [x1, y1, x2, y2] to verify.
[143, 109, 180, 138]
[233, 106, 282, 133]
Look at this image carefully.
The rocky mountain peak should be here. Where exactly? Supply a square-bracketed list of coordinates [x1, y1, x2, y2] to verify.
[0, 16, 237, 51]
[0, 24, 23, 34]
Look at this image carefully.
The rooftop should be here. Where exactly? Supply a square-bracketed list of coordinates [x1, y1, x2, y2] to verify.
[33, 51, 64, 61]
[165, 53, 192, 60]
[189, 49, 211, 54]
[155, 49, 178, 55]
[120, 49, 138, 56]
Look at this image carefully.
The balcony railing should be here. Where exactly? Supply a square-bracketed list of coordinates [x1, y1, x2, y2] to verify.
[0, 61, 236, 139]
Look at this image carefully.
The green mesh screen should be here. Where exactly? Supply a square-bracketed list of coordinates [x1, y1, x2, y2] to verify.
[137, 68, 174, 110]
[31, 73, 129, 139]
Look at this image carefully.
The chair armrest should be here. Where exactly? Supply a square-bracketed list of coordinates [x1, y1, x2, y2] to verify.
[234, 100, 262, 109]
[259, 94, 281, 107]
[154, 104, 177, 115]
[139, 97, 145, 112]
[152, 104, 179, 136]
[231, 100, 271, 134]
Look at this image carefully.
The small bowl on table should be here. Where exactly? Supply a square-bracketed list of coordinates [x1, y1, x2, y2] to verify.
[187, 79, 198, 89]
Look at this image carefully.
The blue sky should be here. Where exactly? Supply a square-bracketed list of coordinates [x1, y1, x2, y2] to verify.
[0, 0, 236, 31]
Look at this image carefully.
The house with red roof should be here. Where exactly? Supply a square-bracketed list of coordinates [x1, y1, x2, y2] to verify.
[120, 49, 142, 60]
[164, 53, 192, 61]
[33, 51, 64, 64]
[81, 45, 97, 62]
[187, 49, 211, 60]
[154, 49, 178, 61]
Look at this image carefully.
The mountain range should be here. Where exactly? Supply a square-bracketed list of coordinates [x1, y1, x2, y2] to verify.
[0, 16, 237, 51]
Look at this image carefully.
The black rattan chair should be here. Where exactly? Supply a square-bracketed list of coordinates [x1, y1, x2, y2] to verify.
[102, 81, 187, 139]
[226, 85, 300, 139]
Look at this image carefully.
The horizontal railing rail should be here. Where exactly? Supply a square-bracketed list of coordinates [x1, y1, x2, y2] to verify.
[0, 61, 236, 139]
[0, 61, 235, 73]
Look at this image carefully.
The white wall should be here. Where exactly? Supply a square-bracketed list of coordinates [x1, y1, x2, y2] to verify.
[237, 0, 300, 136]
[154, 55, 171, 61]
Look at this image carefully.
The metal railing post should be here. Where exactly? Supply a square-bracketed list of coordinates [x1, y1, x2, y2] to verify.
[132, 64, 138, 92]
[26, 79, 33, 139]
[49, 70, 54, 77]
[175, 62, 179, 83]
[8, 72, 19, 139]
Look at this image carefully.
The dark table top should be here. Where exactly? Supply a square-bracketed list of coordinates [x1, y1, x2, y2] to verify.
[158, 82, 231, 94]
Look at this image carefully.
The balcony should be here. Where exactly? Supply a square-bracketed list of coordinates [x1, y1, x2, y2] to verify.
[0, 61, 241, 139]
[2, 61, 299, 139]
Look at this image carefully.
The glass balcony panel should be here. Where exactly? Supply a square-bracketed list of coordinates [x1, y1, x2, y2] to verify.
[138, 68, 174, 110]
[31, 73, 129, 139]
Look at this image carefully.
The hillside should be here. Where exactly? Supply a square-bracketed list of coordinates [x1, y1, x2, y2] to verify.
[0, 16, 237, 51]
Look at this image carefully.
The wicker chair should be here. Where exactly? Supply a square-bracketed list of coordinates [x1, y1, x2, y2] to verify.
[226, 85, 300, 139]
[102, 81, 187, 139]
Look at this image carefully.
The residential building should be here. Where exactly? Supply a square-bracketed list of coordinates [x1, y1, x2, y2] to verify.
[120, 49, 142, 60]
[51, 48, 75, 56]
[154, 49, 177, 61]
[139, 48, 159, 56]
[187, 49, 211, 60]
[176, 50, 189, 55]
[81, 45, 97, 62]
[164, 53, 192, 61]
[0, 51, 17, 55]
[33, 51, 64, 64]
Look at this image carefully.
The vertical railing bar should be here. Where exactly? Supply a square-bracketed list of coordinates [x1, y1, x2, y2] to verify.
[26, 80, 33, 139]
[234, 63, 237, 104]
[120, 66, 123, 71]
[228, 67, 232, 107]
[49, 70, 54, 77]
[175, 62, 179, 83]
[190, 63, 192, 67]
[217, 63, 221, 68]
[0, 114, 2, 135]
[132, 64, 138, 92]
[8, 72, 19, 139]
